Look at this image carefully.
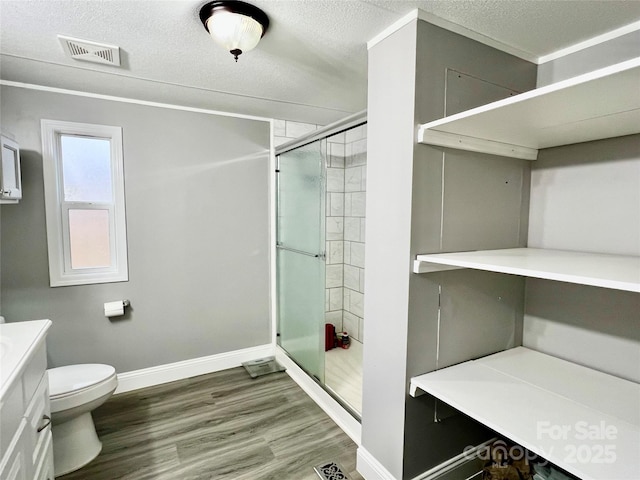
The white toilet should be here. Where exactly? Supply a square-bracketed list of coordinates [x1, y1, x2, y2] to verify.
[48, 364, 118, 476]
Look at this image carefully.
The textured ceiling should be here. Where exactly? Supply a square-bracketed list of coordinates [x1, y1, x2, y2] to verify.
[1, 0, 639, 124]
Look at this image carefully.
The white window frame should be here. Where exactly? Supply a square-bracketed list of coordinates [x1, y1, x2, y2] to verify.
[41, 119, 128, 287]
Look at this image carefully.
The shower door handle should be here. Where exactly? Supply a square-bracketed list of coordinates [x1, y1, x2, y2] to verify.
[276, 244, 325, 260]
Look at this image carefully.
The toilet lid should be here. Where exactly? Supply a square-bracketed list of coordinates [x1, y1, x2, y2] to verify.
[48, 364, 116, 397]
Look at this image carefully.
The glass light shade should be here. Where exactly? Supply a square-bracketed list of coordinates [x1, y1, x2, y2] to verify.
[206, 11, 263, 54]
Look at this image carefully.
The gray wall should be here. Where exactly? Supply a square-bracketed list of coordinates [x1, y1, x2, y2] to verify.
[524, 134, 640, 382]
[528, 135, 639, 256]
[528, 33, 640, 384]
[0, 204, 2, 313]
[524, 279, 640, 382]
[537, 30, 640, 87]
[0, 85, 271, 372]
[406, 20, 535, 479]
[362, 18, 536, 480]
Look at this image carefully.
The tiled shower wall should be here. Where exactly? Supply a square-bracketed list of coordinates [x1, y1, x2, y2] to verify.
[325, 133, 346, 336]
[342, 125, 366, 343]
[326, 124, 367, 344]
[275, 119, 366, 344]
[273, 119, 321, 147]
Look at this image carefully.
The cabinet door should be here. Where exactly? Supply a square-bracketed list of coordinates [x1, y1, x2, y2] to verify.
[33, 433, 54, 480]
[25, 374, 52, 477]
[0, 420, 28, 480]
[1, 135, 22, 201]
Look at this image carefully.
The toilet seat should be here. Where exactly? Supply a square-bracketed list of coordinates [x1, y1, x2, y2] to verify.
[49, 364, 117, 413]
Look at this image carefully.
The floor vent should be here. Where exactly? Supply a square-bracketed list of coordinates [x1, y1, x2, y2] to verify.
[314, 461, 350, 480]
[58, 35, 121, 66]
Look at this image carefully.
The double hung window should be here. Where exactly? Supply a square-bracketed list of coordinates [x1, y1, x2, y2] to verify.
[41, 120, 128, 286]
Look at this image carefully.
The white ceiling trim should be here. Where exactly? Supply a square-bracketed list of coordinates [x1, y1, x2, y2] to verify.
[367, 9, 538, 63]
[369, 9, 640, 67]
[415, 9, 537, 63]
[537, 19, 640, 64]
[0, 52, 354, 117]
[367, 9, 419, 50]
[0, 79, 273, 123]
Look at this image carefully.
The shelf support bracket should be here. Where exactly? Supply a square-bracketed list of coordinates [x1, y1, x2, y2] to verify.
[413, 259, 463, 274]
[418, 128, 539, 161]
[409, 383, 423, 397]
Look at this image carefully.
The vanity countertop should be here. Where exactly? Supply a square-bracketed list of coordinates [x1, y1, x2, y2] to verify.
[0, 319, 51, 398]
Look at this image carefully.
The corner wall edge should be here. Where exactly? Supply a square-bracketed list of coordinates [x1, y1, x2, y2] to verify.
[367, 9, 419, 50]
[367, 9, 537, 63]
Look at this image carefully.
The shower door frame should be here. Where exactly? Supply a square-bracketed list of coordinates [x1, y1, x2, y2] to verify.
[275, 137, 327, 382]
[272, 110, 368, 416]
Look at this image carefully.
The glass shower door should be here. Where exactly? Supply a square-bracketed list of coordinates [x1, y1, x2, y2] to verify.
[276, 139, 326, 382]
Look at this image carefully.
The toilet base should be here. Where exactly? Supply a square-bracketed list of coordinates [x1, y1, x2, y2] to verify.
[52, 412, 102, 476]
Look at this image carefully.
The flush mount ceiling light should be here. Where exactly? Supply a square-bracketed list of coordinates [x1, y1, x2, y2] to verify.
[199, 1, 269, 62]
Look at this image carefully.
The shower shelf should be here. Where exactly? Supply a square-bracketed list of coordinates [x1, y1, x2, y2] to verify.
[412, 248, 640, 292]
[410, 347, 640, 480]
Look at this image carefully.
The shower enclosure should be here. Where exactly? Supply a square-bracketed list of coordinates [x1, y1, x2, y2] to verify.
[276, 112, 367, 416]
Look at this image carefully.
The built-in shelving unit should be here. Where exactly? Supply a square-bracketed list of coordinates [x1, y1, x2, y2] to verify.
[411, 55, 640, 480]
[417, 58, 640, 160]
[410, 347, 640, 480]
[413, 248, 640, 292]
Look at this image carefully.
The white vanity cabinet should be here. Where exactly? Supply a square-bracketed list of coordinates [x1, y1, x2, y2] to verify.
[0, 134, 22, 204]
[0, 320, 54, 480]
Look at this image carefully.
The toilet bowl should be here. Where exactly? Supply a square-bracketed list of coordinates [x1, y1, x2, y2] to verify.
[48, 364, 118, 476]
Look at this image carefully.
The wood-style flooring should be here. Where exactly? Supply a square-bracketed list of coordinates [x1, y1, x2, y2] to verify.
[59, 367, 363, 480]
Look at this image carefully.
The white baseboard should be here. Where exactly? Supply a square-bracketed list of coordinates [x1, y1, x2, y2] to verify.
[275, 346, 361, 445]
[357, 447, 398, 480]
[114, 343, 275, 394]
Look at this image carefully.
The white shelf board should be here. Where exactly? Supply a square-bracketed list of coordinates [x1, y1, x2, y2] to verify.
[418, 58, 640, 158]
[414, 248, 640, 292]
[410, 347, 640, 480]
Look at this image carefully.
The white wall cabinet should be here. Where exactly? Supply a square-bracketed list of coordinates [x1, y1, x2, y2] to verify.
[1, 134, 22, 204]
[0, 321, 54, 480]
[411, 59, 640, 480]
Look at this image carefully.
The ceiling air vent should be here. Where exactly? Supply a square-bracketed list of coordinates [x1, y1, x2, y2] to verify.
[58, 35, 121, 67]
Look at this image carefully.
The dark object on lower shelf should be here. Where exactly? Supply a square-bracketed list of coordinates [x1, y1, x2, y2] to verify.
[482, 440, 532, 480]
